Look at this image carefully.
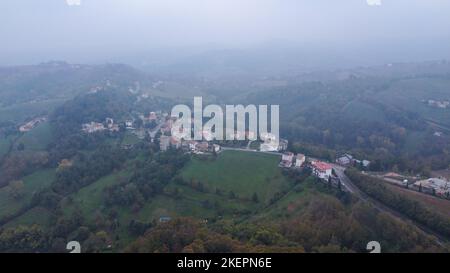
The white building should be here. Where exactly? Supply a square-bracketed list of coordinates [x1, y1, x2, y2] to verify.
[19, 117, 47, 132]
[82, 122, 105, 133]
[160, 135, 171, 151]
[105, 118, 114, 128]
[413, 178, 449, 197]
[295, 154, 306, 167]
[260, 142, 279, 152]
[125, 120, 134, 129]
[185, 140, 198, 151]
[336, 154, 353, 165]
[279, 152, 294, 168]
[260, 132, 277, 143]
[278, 139, 289, 151]
[213, 144, 221, 153]
[282, 152, 294, 162]
[311, 161, 333, 180]
[362, 160, 371, 167]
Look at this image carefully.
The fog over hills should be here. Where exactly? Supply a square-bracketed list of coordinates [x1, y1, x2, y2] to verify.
[1, 0, 450, 68]
[1, 1, 450, 255]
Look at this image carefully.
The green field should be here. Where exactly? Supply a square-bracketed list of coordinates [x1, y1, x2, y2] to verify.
[0, 135, 13, 159]
[181, 151, 293, 203]
[252, 177, 327, 221]
[121, 132, 140, 146]
[16, 121, 53, 151]
[62, 170, 132, 222]
[2, 150, 298, 249]
[59, 151, 290, 222]
[162, 182, 260, 218]
[3, 207, 53, 229]
[0, 169, 56, 219]
[0, 99, 65, 123]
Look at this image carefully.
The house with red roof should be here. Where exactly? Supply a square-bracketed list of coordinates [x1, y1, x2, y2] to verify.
[311, 161, 333, 180]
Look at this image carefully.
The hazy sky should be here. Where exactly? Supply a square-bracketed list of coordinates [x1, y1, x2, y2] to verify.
[1, 0, 450, 65]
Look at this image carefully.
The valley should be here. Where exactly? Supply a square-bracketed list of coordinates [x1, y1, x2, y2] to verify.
[0, 61, 449, 253]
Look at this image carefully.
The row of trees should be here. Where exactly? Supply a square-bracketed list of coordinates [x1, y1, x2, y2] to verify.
[52, 146, 127, 195]
[345, 168, 450, 239]
[103, 149, 189, 209]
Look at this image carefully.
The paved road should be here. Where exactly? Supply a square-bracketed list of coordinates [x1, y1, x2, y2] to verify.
[332, 166, 357, 194]
[221, 146, 282, 156]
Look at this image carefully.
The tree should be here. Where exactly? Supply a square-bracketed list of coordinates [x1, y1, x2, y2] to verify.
[8, 180, 25, 200]
[197, 182, 206, 192]
[215, 188, 223, 196]
[0, 225, 48, 252]
[252, 192, 259, 203]
[17, 143, 25, 151]
[228, 191, 236, 199]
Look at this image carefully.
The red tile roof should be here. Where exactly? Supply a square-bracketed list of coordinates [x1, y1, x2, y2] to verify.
[312, 161, 332, 171]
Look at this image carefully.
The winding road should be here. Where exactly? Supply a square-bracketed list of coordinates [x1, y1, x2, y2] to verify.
[333, 165, 448, 246]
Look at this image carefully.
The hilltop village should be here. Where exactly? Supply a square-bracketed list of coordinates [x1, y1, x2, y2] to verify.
[79, 111, 357, 192]
[79, 110, 450, 200]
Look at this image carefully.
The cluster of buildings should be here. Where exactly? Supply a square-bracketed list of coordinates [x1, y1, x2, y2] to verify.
[82, 118, 120, 134]
[58, 159, 73, 170]
[82, 122, 105, 133]
[425, 99, 450, 109]
[19, 117, 47, 132]
[159, 135, 221, 154]
[88, 86, 105, 94]
[279, 152, 305, 168]
[159, 135, 181, 151]
[140, 111, 159, 124]
[81, 111, 168, 140]
[412, 178, 450, 198]
[278, 152, 336, 183]
[336, 154, 370, 168]
[183, 140, 221, 154]
[127, 111, 173, 139]
[259, 133, 288, 152]
[379, 171, 450, 199]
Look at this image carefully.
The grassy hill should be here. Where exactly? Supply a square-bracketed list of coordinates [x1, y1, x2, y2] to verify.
[1, 148, 447, 253]
[16, 121, 53, 151]
[3, 207, 53, 230]
[0, 99, 65, 124]
[181, 151, 293, 204]
[0, 150, 295, 248]
[0, 135, 13, 159]
[0, 169, 55, 220]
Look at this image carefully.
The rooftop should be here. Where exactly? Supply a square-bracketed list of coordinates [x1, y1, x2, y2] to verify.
[312, 161, 332, 171]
